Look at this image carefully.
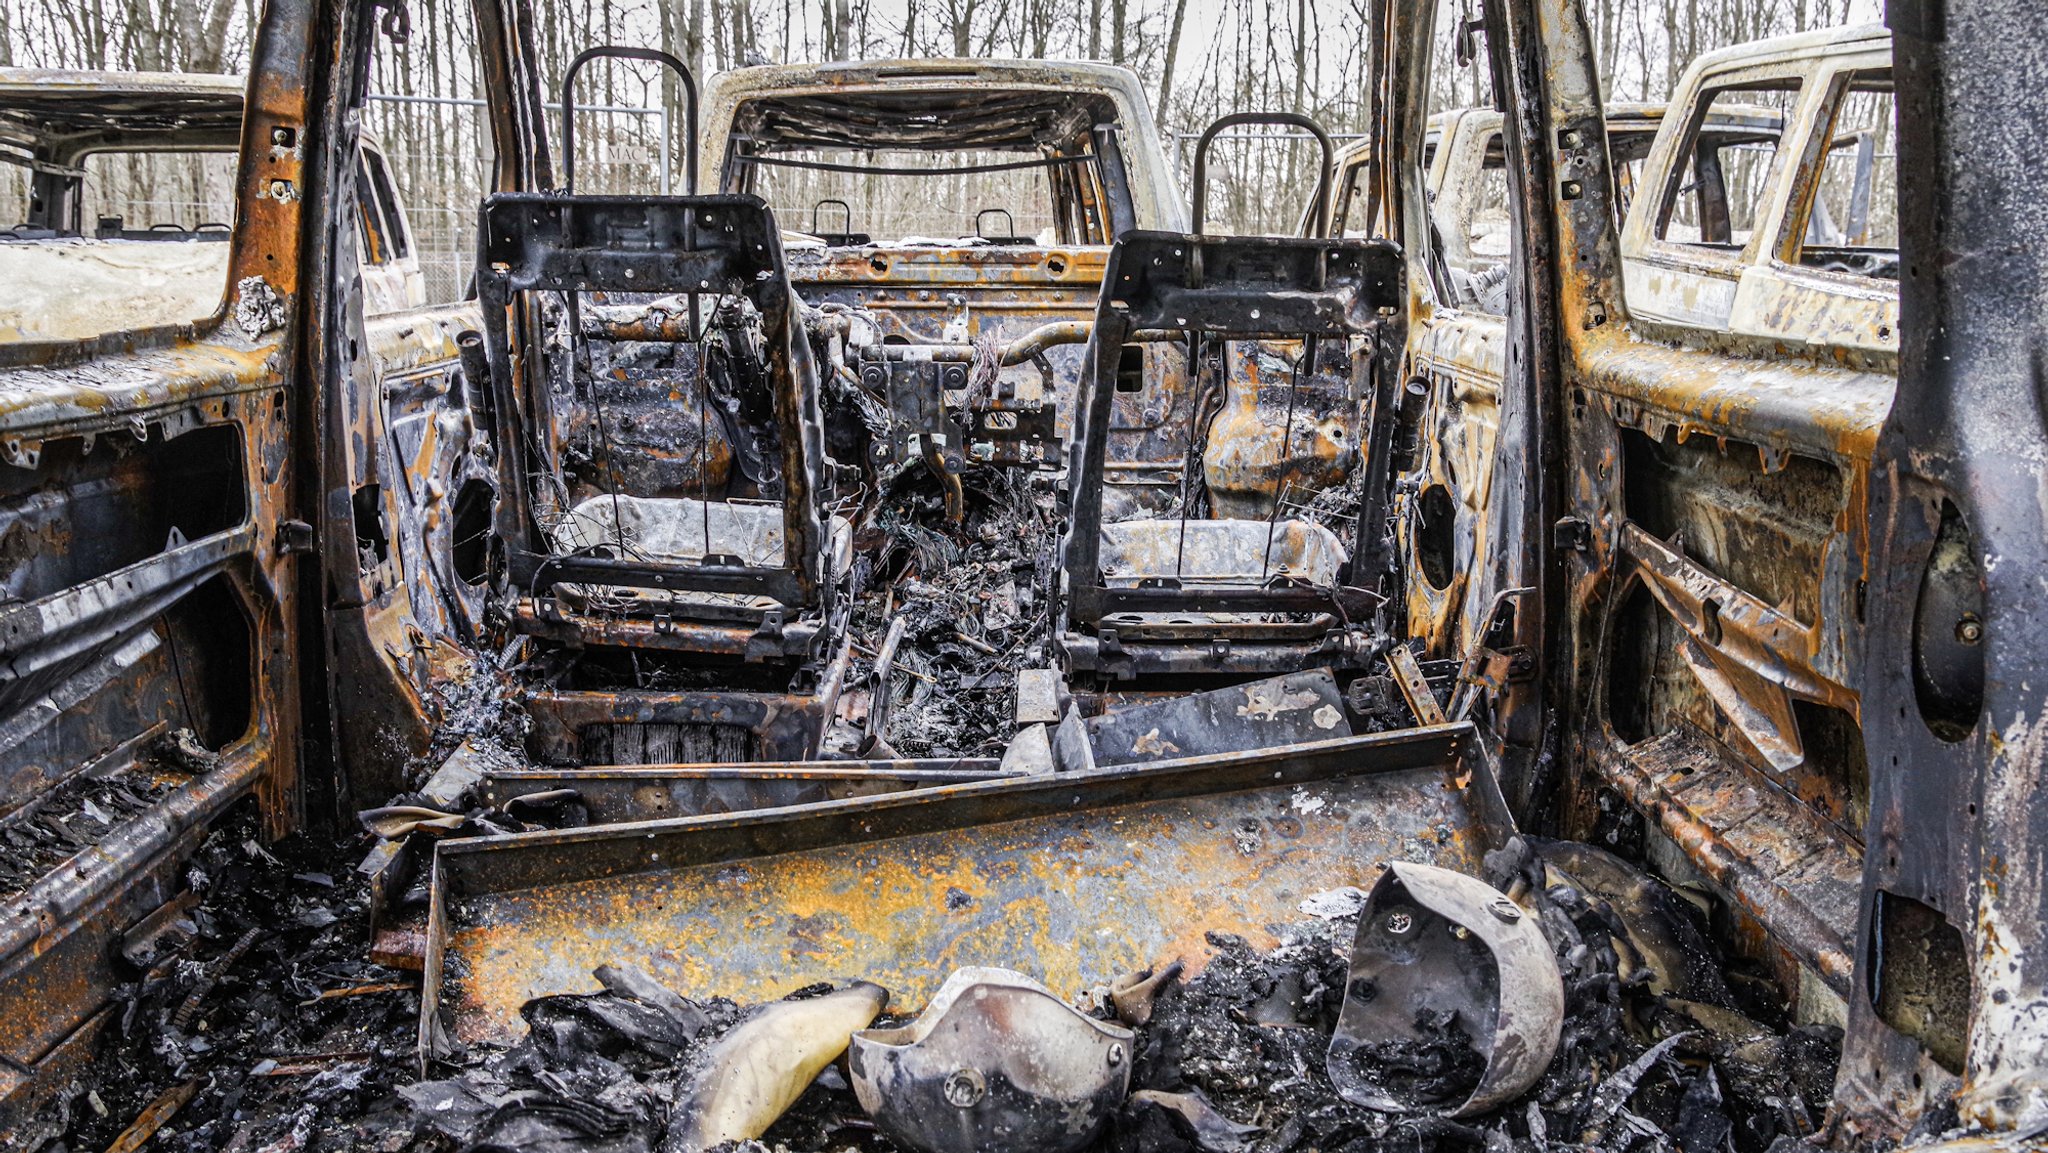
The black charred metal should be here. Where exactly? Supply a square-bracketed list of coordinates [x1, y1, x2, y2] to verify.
[475, 193, 838, 665]
[1839, 0, 2048, 1139]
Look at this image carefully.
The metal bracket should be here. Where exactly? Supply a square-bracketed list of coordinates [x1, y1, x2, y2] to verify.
[1553, 515, 1591, 552]
[1387, 645, 1446, 726]
[276, 519, 316, 555]
[745, 608, 788, 663]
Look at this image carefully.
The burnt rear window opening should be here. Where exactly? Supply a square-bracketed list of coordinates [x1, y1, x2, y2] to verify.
[724, 89, 1126, 246]
[1654, 82, 1798, 251]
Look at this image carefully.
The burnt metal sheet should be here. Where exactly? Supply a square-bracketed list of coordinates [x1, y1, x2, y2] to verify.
[1386, 646, 1446, 726]
[1084, 669, 1350, 766]
[424, 721, 1503, 1049]
[1847, 0, 2048, 1138]
[478, 759, 1010, 822]
[0, 739, 271, 1126]
[1599, 729, 1857, 994]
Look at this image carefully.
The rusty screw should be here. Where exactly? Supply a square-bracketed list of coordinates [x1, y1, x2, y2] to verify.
[1489, 898, 1522, 923]
[1957, 613, 1984, 645]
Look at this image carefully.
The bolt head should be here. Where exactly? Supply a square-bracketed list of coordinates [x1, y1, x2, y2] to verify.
[944, 1068, 986, 1108]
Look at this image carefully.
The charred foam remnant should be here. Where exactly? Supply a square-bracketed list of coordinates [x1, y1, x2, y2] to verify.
[666, 981, 889, 1152]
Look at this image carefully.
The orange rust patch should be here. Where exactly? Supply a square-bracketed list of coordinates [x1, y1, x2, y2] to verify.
[442, 768, 1483, 1045]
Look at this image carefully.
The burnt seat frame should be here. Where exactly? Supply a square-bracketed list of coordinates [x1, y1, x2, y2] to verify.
[475, 192, 837, 660]
[1057, 230, 1407, 679]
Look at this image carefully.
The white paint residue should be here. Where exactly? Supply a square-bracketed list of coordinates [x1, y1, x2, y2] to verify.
[1290, 786, 1327, 815]
[1962, 708, 2048, 1131]
[1237, 681, 1320, 721]
[1312, 704, 1343, 730]
[1299, 887, 1369, 919]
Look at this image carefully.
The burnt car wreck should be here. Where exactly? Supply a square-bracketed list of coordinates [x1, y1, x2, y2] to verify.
[0, 0, 2042, 1150]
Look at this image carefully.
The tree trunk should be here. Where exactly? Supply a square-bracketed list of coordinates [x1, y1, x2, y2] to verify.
[1156, 0, 1189, 128]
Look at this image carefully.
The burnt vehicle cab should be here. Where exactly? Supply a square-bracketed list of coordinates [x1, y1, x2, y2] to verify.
[703, 61, 1189, 520]
[1620, 24, 1897, 352]
[0, 68, 424, 341]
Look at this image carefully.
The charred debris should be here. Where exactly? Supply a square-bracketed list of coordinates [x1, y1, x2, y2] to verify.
[35, 804, 1844, 1153]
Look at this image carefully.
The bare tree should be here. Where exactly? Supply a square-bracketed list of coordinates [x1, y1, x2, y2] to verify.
[3, 0, 1886, 247]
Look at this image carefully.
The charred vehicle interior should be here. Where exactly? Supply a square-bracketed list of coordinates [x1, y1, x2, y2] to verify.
[0, 0, 2042, 1148]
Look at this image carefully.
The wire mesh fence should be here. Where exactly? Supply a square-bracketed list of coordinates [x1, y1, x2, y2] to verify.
[363, 92, 673, 303]
[4, 88, 1359, 306]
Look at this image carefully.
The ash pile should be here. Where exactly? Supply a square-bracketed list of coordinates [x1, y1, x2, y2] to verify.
[835, 466, 1058, 760]
[397, 839, 1841, 1153]
[20, 810, 422, 1153]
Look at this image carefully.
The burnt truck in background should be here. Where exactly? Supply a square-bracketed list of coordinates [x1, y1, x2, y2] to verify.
[1619, 24, 1897, 353]
[0, 68, 426, 341]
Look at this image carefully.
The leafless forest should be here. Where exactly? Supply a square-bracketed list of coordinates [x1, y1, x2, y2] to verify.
[5, 0, 1877, 297]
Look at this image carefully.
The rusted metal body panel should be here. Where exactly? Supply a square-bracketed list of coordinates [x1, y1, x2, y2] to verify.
[360, 752, 1013, 974]
[1540, 0, 1878, 998]
[422, 722, 1502, 1050]
[1370, 0, 1887, 1021]
[1366, 0, 2047, 1140]
[1365, 104, 1750, 663]
[1549, 142, 1888, 1031]
[476, 759, 1011, 821]
[0, 0, 353, 1124]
